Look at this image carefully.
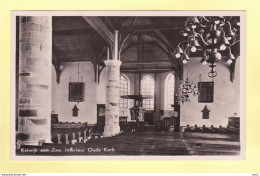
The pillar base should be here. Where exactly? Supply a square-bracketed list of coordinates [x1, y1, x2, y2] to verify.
[180, 126, 187, 133]
[17, 135, 52, 147]
[103, 125, 120, 137]
[17, 138, 52, 148]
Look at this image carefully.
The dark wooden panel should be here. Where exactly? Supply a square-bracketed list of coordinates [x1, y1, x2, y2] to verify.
[144, 112, 153, 125]
[228, 117, 240, 128]
[68, 82, 85, 102]
[198, 82, 214, 103]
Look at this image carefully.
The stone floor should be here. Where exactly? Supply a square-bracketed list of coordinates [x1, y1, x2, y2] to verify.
[16, 131, 240, 156]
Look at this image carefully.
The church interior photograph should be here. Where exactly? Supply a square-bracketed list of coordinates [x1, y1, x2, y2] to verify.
[14, 14, 242, 156]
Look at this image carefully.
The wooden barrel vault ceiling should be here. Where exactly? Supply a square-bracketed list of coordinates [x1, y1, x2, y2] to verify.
[52, 16, 236, 81]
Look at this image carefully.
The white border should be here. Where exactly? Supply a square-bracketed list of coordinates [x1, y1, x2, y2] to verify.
[10, 10, 246, 161]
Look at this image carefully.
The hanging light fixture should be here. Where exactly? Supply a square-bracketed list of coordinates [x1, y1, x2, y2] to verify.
[176, 77, 199, 103]
[176, 61, 199, 103]
[174, 16, 240, 78]
[174, 43, 190, 64]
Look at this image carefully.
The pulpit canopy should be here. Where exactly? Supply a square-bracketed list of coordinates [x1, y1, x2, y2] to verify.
[120, 95, 153, 101]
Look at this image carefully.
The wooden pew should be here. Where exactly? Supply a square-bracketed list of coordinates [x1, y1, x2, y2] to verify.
[203, 125, 215, 133]
[211, 125, 220, 133]
[227, 125, 239, 132]
[155, 117, 176, 132]
[195, 125, 203, 132]
[185, 125, 196, 132]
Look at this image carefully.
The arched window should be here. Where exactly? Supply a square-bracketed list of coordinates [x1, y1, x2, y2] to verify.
[141, 75, 155, 110]
[165, 73, 175, 109]
[119, 75, 129, 108]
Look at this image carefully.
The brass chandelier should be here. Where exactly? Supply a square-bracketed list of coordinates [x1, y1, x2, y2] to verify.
[174, 16, 240, 78]
[176, 77, 199, 103]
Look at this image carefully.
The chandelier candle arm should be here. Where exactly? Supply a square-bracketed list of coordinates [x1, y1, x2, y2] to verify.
[173, 16, 240, 78]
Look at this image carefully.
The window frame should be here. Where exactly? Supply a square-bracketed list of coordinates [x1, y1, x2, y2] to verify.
[141, 75, 155, 110]
[164, 73, 175, 110]
[119, 74, 129, 108]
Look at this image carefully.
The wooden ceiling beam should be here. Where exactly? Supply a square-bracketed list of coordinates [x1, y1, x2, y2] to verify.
[53, 23, 182, 36]
[103, 17, 115, 31]
[59, 60, 92, 63]
[121, 70, 170, 74]
[122, 60, 171, 64]
[53, 28, 94, 36]
[121, 67, 172, 71]
[154, 30, 174, 52]
[82, 16, 114, 44]
[120, 41, 169, 59]
[120, 24, 182, 34]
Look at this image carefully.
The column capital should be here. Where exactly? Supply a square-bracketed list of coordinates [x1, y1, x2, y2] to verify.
[104, 60, 122, 67]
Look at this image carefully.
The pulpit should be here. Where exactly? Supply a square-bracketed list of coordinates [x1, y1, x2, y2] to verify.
[121, 95, 152, 122]
[130, 106, 144, 121]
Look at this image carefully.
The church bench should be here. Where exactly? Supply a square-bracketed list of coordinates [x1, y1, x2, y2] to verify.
[155, 117, 176, 132]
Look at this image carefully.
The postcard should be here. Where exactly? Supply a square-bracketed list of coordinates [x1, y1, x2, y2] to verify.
[10, 10, 246, 160]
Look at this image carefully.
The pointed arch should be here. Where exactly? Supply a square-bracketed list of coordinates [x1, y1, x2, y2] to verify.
[164, 73, 175, 110]
[120, 74, 130, 108]
[141, 75, 155, 110]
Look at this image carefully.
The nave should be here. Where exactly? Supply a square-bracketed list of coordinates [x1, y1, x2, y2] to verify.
[15, 15, 241, 157]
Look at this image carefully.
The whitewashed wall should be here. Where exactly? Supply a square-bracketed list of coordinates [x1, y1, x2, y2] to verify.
[180, 57, 240, 127]
[49, 57, 240, 127]
[51, 62, 97, 124]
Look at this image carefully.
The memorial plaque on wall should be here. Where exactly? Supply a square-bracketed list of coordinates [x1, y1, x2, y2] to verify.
[68, 82, 85, 102]
[202, 105, 210, 119]
[198, 82, 214, 103]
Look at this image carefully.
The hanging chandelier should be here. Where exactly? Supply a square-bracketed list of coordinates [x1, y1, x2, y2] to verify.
[176, 77, 199, 103]
[174, 16, 240, 78]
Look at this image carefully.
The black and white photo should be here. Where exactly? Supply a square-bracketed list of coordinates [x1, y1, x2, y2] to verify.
[11, 11, 245, 159]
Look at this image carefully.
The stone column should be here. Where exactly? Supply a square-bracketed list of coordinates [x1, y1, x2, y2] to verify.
[103, 30, 122, 137]
[103, 60, 122, 137]
[17, 16, 52, 145]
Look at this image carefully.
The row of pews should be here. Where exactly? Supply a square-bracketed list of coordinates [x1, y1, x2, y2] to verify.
[50, 125, 239, 147]
[17, 131, 193, 156]
[50, 121, 148, 146]
[51, 127, 106, 145]
[16, 117, 240, 156]
[155, 117, 177, 132]
[185, 125, 239, 134]
[16, 129, 240, 156]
